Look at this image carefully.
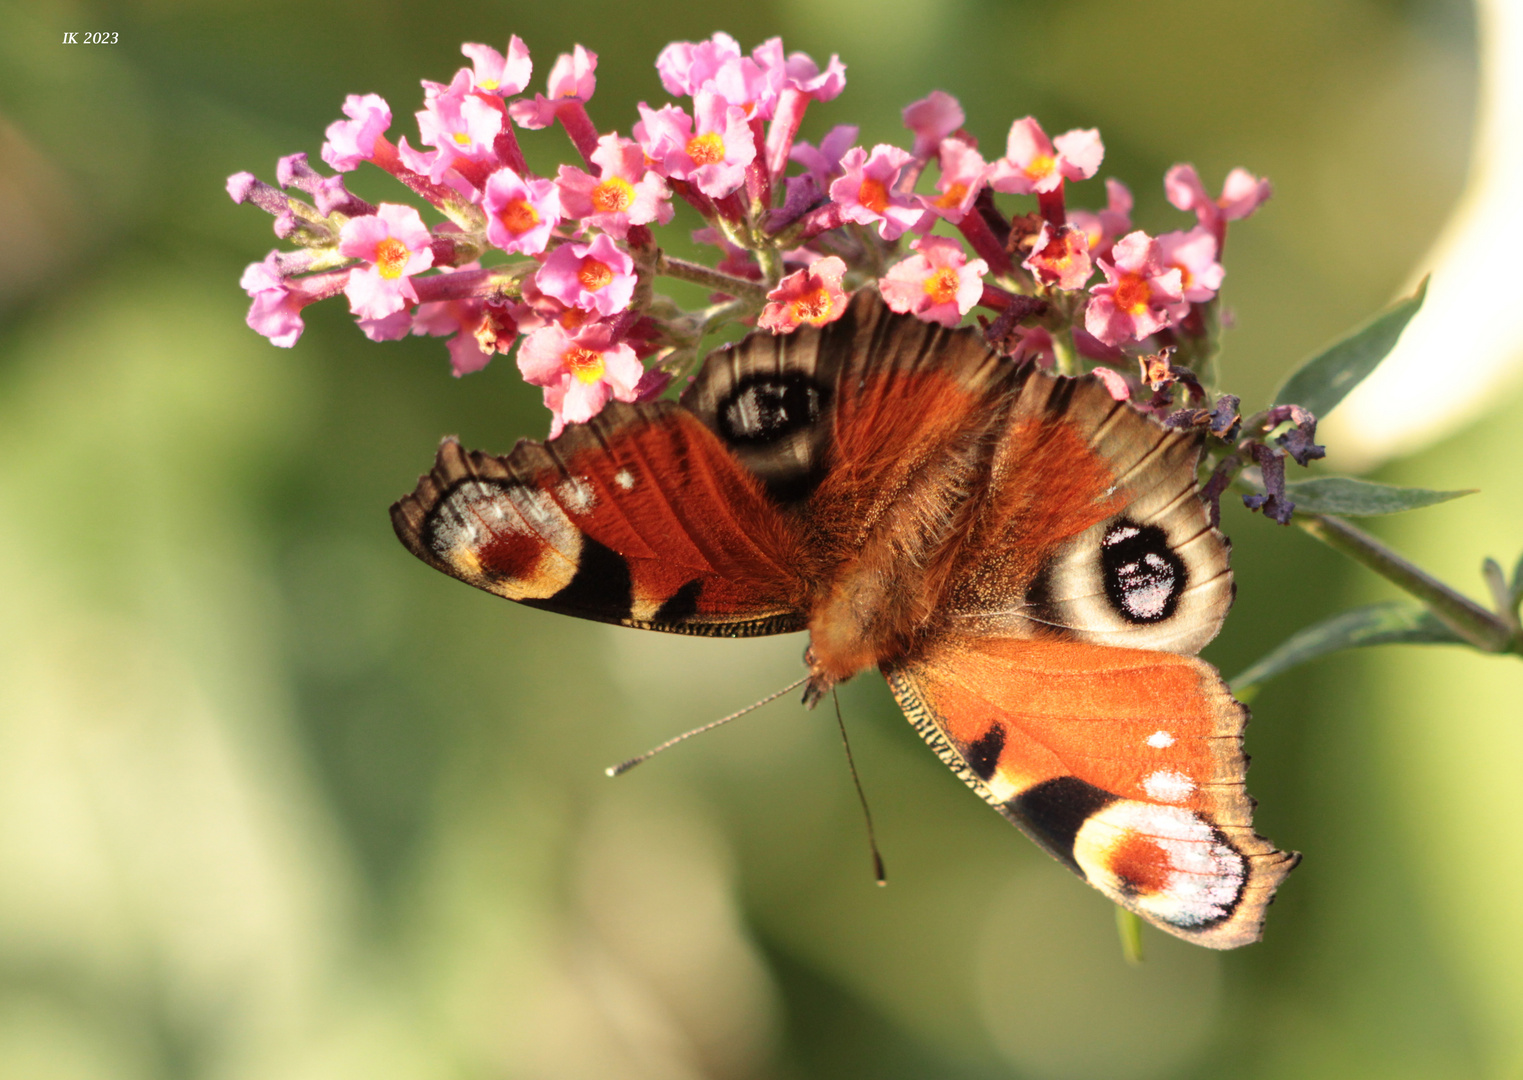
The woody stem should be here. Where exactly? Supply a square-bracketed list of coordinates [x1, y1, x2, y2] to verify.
[1296, 514, 1520, 654]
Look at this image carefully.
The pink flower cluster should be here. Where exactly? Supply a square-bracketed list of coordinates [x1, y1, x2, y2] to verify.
[230, 31, 1270, 435]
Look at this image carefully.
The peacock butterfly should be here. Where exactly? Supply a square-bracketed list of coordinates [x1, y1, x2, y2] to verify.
[391, 289, 1298, 949]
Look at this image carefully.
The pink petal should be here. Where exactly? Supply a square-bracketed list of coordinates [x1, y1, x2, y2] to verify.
[1054, 128, 1103, 180]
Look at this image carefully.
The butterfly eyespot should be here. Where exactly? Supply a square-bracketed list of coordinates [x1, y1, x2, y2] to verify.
[1073, 801, 1247, 929]
[423, 478, 585, 598]
[716, 373, 826, 447]
[1100, 519, 1186, 623]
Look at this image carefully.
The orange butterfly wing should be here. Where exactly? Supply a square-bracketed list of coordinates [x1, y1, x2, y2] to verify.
[888, 636, 1298, 949]
[391, 403, 813, 635]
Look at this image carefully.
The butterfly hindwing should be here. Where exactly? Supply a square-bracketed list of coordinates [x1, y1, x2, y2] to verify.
[886, 634, 1298, 949]
[946, 365, 1234, 656]
[391, 403, 812, 636]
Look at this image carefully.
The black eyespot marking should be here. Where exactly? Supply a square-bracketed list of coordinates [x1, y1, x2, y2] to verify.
[1100, 519, 1186, 623]
[524, 536, 632, 620]
[716, 373, 827, 447]
[1007, 777, 1118, 872]
[965, 725, 1006, 783]
[653, 578, 703, 624]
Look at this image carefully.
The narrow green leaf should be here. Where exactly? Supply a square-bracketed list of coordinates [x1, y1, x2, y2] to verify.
[1228, 599, 1466, 693]
[1282, 477, 1476, 516]
[1115, 906, 1144, 965]
[1272, 277, 1427, 417]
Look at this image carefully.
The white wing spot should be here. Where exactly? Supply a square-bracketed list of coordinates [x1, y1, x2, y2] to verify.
[1074, 801, 1246, 929]
[556, 476, 596, 514]
[1103, 524, 1140, 546]
[614, 468, 636, 491]
[1146, 730, 1175, 748]
[1143, 769, 1196, 803]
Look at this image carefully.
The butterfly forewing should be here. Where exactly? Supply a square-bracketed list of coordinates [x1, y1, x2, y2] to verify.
[391, 405, 812, 635]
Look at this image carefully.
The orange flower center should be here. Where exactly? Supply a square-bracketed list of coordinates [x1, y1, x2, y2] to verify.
[498, 199, 540, 236]
[591, 176, 636, 213]
[857, 177, 889, 214]
[577, 257, 614, 292]
[1025, 152, 1056, 179]
[564, 346, 606, 384]
[790, 287, 835, 325]
[559, 308, 588, 330]
[1114, 273, 1152, 315]
[934, 182, 968, 210]
[686, 132, 726, 166]
[375, 237, 412, 279]
[923, 268, 961, 305]
[1043, 237, 1076, 270]
[1171, 262, 1193, 289]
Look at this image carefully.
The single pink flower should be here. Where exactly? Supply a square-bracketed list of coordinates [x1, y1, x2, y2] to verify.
[1069, 178, 1133, 262]
[711, 42, 784, 119]
[239, 253, 308, 347]
[338, 203, 434, 320]
[989, 117, 1103, 195]
[790, 124, 858, 188]
[759, 256, 849, 333]
[1165, 164, 1272, 233]
[461, 36, 532, 96]
[1218, 168, 1272, 219]
[410, 262, 499, 376]
[1023, 223, 1093, 291]
[923, 137, 989, 225]
[509, 45, 597, 129]
[1010, 325, 1056, 367]
[1156, 227, 1225, 303]
[879, 237, 987, 327]
[358, 310, 413, 341]
[535, 233, 636, 317]
[408, 69, 505, 187]
[902, 90, 965, 160]
[483, 167, 561, 255]
[781, 48, 845, 100]
[321, 94, 392, 172]
[1091, 366, 1132, 401]
[829, 145, 922, 241]
[556, 134, 673, 238]
[1085, 230, 1187, 347]
[518, 320, 645, 437]
[634, 91, 755, 198]
[656, 32, 743, 97]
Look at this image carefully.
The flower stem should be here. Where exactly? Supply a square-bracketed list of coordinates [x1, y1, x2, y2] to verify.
[1296, 514, 1520, 654]
[655, 252, 769, 304]
[1051, 326, 1079, 376]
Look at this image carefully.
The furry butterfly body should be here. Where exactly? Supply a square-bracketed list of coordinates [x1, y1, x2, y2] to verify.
[392, 290, 1298, 948]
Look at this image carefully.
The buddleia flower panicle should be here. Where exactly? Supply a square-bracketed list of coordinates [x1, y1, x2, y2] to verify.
[231, 29, 1312, 519]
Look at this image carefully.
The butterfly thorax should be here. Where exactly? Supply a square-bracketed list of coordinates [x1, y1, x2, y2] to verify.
[801, 399, 1013, 699]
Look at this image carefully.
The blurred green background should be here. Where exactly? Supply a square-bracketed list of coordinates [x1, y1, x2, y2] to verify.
[3, 0, 1521, 1077]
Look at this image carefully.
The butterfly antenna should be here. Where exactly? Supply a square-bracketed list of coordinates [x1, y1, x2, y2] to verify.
[833, 687, 887, 886]
[605, 674, 810, 777]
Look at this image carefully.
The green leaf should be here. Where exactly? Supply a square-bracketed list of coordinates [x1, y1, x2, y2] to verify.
[1281, 477, 1476, 516]
[1272, 277, 1427, 417]
[1228, 599, 1466, 693]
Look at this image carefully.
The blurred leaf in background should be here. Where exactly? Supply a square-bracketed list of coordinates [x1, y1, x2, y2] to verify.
[3, 0, 1520, 1078]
